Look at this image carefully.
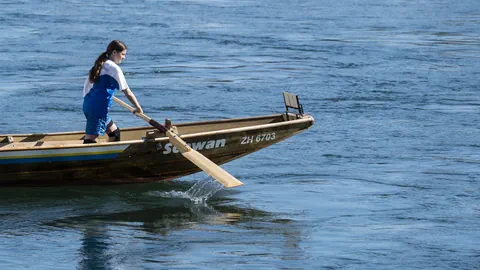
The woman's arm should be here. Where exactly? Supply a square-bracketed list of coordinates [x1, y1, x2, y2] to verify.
[121, 88, 143, 114]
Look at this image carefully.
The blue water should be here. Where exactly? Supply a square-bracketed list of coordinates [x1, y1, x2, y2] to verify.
[1, 0, 479, 269]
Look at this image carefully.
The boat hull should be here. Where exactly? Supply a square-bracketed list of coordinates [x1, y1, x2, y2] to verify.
[0, 114, 314, 186]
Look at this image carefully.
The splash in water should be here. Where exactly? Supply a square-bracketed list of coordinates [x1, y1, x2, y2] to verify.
[148, 177, 224, 204]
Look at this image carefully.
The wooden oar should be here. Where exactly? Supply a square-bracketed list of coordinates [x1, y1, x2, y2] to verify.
[112, 96, 243, 188]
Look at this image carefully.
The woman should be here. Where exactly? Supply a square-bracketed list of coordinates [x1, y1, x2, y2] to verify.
[83, 40, 143, 144]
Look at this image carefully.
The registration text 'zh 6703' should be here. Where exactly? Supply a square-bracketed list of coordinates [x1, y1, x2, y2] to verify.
[240, 133, 276, 145]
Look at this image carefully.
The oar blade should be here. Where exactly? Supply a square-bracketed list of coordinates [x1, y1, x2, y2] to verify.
[181, 150, 244, 188]
[166, 130, 243, 188]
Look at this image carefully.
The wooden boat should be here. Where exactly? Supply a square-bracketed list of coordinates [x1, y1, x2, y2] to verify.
[0, 92, 314, 186]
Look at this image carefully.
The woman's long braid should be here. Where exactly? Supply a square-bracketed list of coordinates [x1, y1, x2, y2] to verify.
[88, 52, 108, 83]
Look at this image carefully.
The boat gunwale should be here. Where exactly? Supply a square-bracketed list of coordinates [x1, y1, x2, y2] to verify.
[0, 114, 314, 152]
[0, 113, 286, 137]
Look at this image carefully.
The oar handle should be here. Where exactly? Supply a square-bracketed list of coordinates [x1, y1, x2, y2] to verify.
[112, 96, 168, 133]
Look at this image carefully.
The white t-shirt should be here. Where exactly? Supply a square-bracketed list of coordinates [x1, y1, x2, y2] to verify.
[83, 60, 129, 116]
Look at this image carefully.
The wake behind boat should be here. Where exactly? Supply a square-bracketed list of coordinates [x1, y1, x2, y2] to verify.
[0, 92, 314, 186]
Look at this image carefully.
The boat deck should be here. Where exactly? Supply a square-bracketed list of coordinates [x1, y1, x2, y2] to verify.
[0, 113, 301, 150]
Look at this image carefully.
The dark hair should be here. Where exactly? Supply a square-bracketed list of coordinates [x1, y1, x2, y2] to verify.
[88, 40, 128, 83]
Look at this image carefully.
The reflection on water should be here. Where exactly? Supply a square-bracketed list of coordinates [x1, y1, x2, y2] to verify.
[0, 181, 305, 269]
[79, 225, 112, 270]
[73, 203, 246, 270]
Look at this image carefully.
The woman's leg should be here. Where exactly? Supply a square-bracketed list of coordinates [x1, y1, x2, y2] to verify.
[106, 121, 121, 142]
[84, 113, 104, 144]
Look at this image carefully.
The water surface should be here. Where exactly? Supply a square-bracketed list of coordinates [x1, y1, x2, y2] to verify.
[0, 0, 479, 269]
